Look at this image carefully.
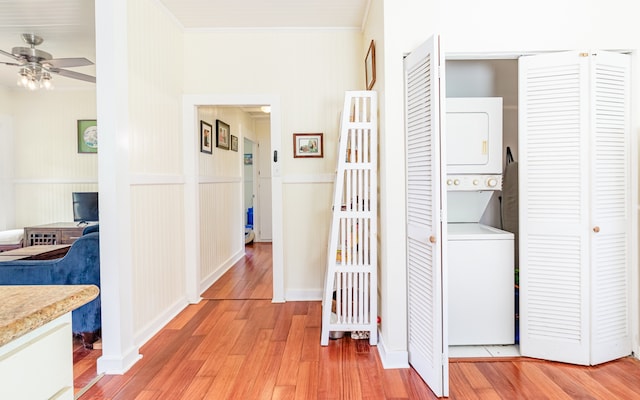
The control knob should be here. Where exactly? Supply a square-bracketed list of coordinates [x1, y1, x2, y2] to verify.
[486, 177, 498, 188]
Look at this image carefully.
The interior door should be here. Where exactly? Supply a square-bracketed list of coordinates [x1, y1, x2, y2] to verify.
[587, 51, 631, 365]
[404, 34, 448, 397]
[519, 50, 631, 365]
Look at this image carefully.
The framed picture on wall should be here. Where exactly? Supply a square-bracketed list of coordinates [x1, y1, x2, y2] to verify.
[365, 40, 376, 90]
[200, 120, 213, 154]
[216, 119, 230, 150]
[231, 135, 238, 152]
[293, 133, 323, 158]
[77, 119, 98, 153]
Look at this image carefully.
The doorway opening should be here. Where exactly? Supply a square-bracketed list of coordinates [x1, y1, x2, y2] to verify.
[183, 94, 284, 304]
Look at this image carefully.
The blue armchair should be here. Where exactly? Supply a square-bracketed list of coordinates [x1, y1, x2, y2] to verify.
[0, 231, 101, 347]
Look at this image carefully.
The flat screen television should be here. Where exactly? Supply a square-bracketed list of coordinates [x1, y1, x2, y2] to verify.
[72, 192, 99, 223]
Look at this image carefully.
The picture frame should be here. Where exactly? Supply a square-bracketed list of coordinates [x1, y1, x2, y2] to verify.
[244, 154, 253, 165]
[200, 120, 213, 154]
[216, 119, 230, 150]
[293, 133, 323, 158]
[365, 40, 376, 90]
[231, 135, 238, 152]
[77, 119, 98, 153]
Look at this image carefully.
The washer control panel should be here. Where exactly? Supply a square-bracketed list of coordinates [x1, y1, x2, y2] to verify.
[446, 174, 503, 191]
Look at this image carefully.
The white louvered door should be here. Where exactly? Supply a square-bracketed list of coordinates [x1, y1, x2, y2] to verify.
[404, 35, 448, 397]
[519, 51, 631, 365]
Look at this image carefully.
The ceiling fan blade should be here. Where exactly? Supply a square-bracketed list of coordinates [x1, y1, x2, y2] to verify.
[44, 57, 94, 68]
[49, 68, 96, 83]
[0, 61, 21, 67]
[0, 48, 22, 62]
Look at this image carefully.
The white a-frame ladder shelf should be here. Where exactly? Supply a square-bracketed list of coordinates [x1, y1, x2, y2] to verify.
[321, 91, 378, 346]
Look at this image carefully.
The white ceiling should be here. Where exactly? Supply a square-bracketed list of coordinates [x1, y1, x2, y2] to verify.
[0, 0, 369, 90]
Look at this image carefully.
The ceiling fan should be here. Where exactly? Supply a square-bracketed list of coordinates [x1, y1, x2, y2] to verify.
[0, 33, 95, 89]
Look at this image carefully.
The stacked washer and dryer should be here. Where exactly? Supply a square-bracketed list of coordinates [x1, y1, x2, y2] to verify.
[446, 98, 515, 347]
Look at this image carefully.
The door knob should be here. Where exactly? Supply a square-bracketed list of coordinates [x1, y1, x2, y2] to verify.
[593, 226, 600, 233]
[429, 235, 436, 243]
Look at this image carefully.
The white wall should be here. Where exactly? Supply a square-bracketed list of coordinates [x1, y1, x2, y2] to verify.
[0, 87, 14, 230]
[183, 29, 363, 299]
[8, 89, 97, 228]
[96, 0, 185, 373]
[372, 0, 640, 366]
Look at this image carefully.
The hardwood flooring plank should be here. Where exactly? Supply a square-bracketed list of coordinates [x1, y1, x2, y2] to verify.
[380, 368, 409, 399]
[164, 301, 208, 330]
[191, 309, 240, 360]
[203, 354, 245, 399]
[272, 385, 296, 400]
[401, 367, 439, 400]
[271, 302, 297, 342]
[226, 328, 274, 398]
[514, 361, 574, 400]
[131, 390, 161, 400]
[340, 337, 364, 399]
[180, 377, 213, 400]
[196, 317, 247, 377]
[356, 344, 386, 400]
[275, 314, 307, 386]
[317, 339, 343, 399]
[245, 340, 287, 400]
[301, 326, 321, 362]
[294, 361, 318, 400]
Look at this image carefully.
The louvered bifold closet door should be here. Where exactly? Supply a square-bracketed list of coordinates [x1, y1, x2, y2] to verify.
[589, 51, 631, 365]
[404, 35, 448, 397]
[519, 51, 631, 366]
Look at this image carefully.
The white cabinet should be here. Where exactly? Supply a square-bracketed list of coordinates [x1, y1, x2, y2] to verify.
[0, 313, 74, 400]
[519, 51, 632, 365]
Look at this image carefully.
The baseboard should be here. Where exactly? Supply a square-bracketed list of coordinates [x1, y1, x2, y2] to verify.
[285, 289, 322, 301]
[96, 346, 143, 375]
[199, 250, 245, 294]
[377, 329, 409, 369]
[133, 296, 190, 352]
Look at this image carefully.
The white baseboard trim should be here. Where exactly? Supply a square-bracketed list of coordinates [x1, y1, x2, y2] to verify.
[134, 296, 191, 350]
[285, 289, 322, 301]
[199, 250, 245, 295]
[377, 329, 409, 369]
[96, 347, 143, 375]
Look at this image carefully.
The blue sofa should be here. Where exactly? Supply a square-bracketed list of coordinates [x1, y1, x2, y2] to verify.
[0, 230, 101, 347]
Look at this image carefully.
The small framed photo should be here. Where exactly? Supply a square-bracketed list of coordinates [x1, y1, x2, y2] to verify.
[216, 119, 230, 150]
[244, 154, 253, 165]
[365, 40, 376, 90]
[231, 135, 238, 152]
[293, 133, 323, 158]
[77, 119, 98, 153]
[200, 120, 213, 154]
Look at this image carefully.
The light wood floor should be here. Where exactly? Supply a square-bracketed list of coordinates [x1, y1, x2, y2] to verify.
[74, 242, 640, 399]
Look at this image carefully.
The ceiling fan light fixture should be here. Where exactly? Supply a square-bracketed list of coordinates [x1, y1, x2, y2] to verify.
[16, 65, 55, 91]
[17, 68, 30, 87]
[41, 72, 53, 90]
[27, 78, 38, 91]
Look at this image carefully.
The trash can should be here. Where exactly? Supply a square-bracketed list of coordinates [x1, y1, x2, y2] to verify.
[247, 207, 253, 228]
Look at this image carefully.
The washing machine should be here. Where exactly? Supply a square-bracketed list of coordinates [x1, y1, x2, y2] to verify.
[448, 221, 515, 345]
[445, 97, 515, 346]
